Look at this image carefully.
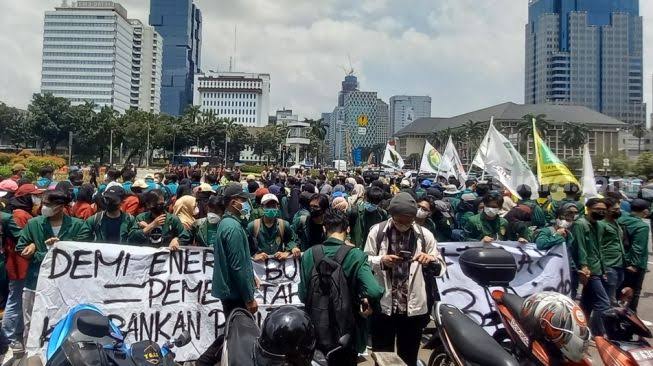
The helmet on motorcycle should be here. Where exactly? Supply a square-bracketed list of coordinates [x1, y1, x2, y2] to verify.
[255, 306, 316, 366]
[520, 291, 590, 362]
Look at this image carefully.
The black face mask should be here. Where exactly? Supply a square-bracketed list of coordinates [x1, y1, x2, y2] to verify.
[151, 203, 166, 216]
[611, 211, 622, 219]
[310, 208, 323, 217]
[590, 211, 606, 221]
[105, 196, 122, 212]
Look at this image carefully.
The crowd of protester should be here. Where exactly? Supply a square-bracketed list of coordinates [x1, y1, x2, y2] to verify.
[0, 162, 649, 365]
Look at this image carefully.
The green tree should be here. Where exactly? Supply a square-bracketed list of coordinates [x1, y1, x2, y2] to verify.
[0, 102, 33, 148]
[460, 120, 487, 165]
[561, 122, 590, 156]
[517, 113, 550, 155]
[634, 152, 653, 177]
[27, 93, 75, 154]
[629, 123, 647, 153]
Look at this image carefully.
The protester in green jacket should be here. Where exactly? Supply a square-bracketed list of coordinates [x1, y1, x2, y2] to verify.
[85, 186, 139, 244]
[348, 186, 388, 248]
[17, 190, 92, 290]
[464, 192, 508, 243]
[290, 191, 312, 232]
[516, 184, 547, 228]
[248, 193, 299, 259]
[550, 183, 584, 219]
[536, 184, 555, 225]
[197, 183, 257, 366]
[617, 199, 650, 312]
[598, 198, 626, 304]
[189, 195, 224, 247]
[299, 208, 384, 362]
[572, 197, 610, 335]
[133, 189, 189, 250]
[535, 202, 580, 298]
[296, 193, 328, 251]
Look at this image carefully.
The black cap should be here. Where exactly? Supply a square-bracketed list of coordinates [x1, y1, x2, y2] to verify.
[223, 183, 251, 201]
[631, 199, 650, 212]
[104, 185, 126, 200]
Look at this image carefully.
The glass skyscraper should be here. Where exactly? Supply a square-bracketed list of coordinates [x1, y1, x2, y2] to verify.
[149, 0, 202, 116]
[525, 0, 645, 125]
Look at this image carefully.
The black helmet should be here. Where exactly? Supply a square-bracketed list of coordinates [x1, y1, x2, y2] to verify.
[254, 306, 316, 366]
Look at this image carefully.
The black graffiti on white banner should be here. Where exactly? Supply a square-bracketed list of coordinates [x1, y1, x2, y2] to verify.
[440, 287, 486, 325]
[533, 268, 572, 296]
[102, 278, 219, 306]
[534, 249, 563, 270]
[262, 257, 300, 282]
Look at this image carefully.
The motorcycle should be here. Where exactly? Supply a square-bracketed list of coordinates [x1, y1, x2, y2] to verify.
[22, 304, 191, 366]
[426, 301, 520, 366]
[221, 307, 348, 366]
[458, 246, 593, 366]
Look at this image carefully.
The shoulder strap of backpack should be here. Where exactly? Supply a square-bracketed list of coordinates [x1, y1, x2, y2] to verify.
[333, 244, 353, 265]
[277, 219, 285, 243]
[312, 245, 325, 267]
[253, 218, 261, 239]
[375, 220, 389, 255]
[93, 211, 104, 235]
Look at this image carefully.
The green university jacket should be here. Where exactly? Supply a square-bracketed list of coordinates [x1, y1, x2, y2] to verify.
[463, 213, 508, 241]
[299, 237, 384, 352]
[132, 212, 190, 247]
[189, 218, 219, 247]
[618, 212, 650, 270]
[570, 217, 603, 275]
[519, 199, 547, 228]
[211, 213, 256, 302]
[17, 215, 92, 289]
[535, 226, 577, 267]
[247, 218, 297, 255]
[597, 220, 625, 268]
[85, 212, 140, 244]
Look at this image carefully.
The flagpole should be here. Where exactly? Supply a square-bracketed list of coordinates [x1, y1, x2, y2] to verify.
[532, 117, 540, 185]
[479, 116, 494, 181]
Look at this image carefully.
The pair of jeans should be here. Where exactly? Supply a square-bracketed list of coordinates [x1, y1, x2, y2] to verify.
[370, 312, 429, 366]
[579, 275, 611, 336]
[622, 268, 646, 312]
[196, 299, 245, 366]
[604, 267, 624, 305]
[2, 280, 24, 346]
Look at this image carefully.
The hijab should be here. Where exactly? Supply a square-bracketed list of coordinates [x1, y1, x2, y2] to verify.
[173, 195, 196, 229]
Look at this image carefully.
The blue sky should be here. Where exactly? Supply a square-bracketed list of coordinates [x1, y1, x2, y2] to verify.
[1, 0, 651, 123]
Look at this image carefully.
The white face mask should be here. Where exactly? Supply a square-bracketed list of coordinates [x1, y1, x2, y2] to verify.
[416, 208, 430, 219]
[394, 222, 412, 232]
[32, 195, 42, 206]
[207, 212, 220, 225]
[484, 207, 499, 218]
[41, 205, 57, 218]
[193, 206, 200, 216]
[556, 219, 572, 229]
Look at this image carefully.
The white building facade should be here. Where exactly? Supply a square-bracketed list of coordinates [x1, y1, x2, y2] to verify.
[130, 19, 162, 113]
[40, 1, 162, 114]
[193, 71, 271, 128]
[389, 95, 431, 135]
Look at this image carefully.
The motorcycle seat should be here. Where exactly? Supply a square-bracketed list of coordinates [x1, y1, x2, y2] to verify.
[501, 293, 525, 321]
[440, 304, 519, 366]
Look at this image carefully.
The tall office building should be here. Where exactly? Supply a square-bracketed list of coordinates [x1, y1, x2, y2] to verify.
[192, 71, 271, 128]
[130, 20, 162, 113]
[389, 95, 431, 134]
[149, 0, 202, 116]
[525, 0, 645, 125]
[41, 1, 137, 113]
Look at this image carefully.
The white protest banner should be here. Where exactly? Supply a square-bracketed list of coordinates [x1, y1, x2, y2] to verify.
[26, 242, 302, 361]
[436, 241, 570, 333]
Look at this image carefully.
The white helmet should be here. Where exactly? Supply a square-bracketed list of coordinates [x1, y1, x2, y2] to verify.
[520, 291, 590, 362]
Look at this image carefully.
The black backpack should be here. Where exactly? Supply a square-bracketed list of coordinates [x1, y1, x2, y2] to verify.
[306, 244, 355, 352]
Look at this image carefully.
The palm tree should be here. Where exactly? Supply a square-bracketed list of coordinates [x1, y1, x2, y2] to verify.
[561, 122, 590, 156]
[517, 113, 550, 155]
[629, 123, 647, 153]
[183, 105, 202, 124]
[306, 118, 327, 165]
[461, 120, 487, 166]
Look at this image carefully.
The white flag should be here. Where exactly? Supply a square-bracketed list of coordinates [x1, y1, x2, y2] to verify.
[581, 144, 599, 199]
[475, 122, 538, 198]
[441, 136, 468, 183]
[382, 142, 405, 169]
[419, 141, 442, 173]
[471, 132, 490, 171]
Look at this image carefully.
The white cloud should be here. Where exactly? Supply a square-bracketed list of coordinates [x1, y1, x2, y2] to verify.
[0, 0, 649, 126]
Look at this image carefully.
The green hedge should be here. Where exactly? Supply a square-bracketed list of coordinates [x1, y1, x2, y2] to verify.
[240, 165, 266, 174]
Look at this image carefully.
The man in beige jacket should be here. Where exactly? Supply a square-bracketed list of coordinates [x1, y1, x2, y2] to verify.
[364, 192, 446, 366]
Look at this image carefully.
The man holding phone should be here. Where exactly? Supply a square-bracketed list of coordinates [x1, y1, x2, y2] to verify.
[365, 192, 447, 366]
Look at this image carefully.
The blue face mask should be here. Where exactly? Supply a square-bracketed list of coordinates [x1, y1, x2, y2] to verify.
[240, 201, 252, 218]
[364, 202, 378, 212]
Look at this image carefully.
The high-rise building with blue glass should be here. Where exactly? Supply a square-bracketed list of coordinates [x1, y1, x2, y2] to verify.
[149, 0, 202, 116]
[525, 0, 645, 125]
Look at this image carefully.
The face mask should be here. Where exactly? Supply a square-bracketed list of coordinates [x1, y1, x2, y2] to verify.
[556, 219, 572, 229]
[207, 212, 220, 225]
[394, 222, 412, 232]
[151, 203, 166, 215]
[32, 195, 42, 206]
[237, 201, 251, 219]
[590, 211, 606, 221]
[611, 211, 622, 219]
[484, 207, 499, 218]
[310, 208, 323, 217]
[416, 208, 430, 219]
[364, 202, 378, 212]
[41, 205, 57, 218]
[193, 206, 200, 216]
[263, 208, 279, 218]
[105, 196, 121, 212]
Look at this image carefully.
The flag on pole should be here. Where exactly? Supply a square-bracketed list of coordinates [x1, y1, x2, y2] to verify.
[581, 143, 599, 199]
[441, 136, 468, 183]
[382, 142, 405, 170]
[419, 140, 442, 173]
[533, 120, 579, 186]
[474, 121, 538, 198]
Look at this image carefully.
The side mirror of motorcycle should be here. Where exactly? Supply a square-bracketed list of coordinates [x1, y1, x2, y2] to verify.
[174, 330, 191, 348]
[77, 315, 111, 338]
